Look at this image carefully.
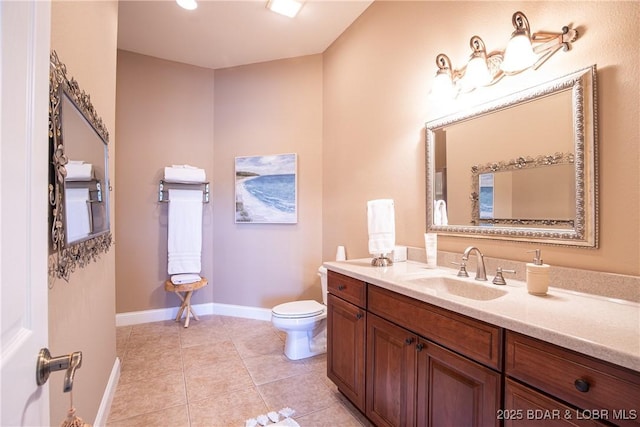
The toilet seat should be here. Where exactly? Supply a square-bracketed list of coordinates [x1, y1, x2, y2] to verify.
[272, 300, 325, 319]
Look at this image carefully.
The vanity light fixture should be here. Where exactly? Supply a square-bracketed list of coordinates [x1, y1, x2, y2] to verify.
[176, 0, 197, 11]
[266, 0, 304, 18]
[502, 11, 578, 73]
[462, 36, 497, 89]
[431, 11, 578, 98]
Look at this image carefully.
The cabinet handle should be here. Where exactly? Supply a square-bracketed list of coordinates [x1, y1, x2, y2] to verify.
[416, 343, 424, 352]
[405, 337, 415, 345]
[574, 378, 590, 393]
[338, 284, 346, 291]
[356, 312, 363, 320]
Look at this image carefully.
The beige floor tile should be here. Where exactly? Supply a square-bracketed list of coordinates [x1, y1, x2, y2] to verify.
[119, 350, 184, 386]
[303, 353, 327, 373]
[130, 320, 181, 337]
[295, 401, 365, 426]
[258, 371, 340, 418]
[116, 326, 132, 360]
[188, 386, 268, 427]
[179, 322, 230, 348]
[108, 372, 186, 422]
[181, 339, 239, 371]
[222, 316, 278, 336]
[231, 328, 285, 359]
[184, 355, 254, 401]
[106, 404, 189, 427]
[243, 352, 311, 385]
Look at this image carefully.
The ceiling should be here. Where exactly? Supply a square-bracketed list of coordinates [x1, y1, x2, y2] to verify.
[117, 0, 373, 70]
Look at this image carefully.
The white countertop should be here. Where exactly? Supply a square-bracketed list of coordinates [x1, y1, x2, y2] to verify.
[323, 259, 640, 372]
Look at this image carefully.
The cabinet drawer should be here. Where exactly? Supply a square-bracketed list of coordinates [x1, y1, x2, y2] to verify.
[368, 285, 502, 370]
[328, 270, 366, 308]
[504, 378, 607, 426]
[506, 332, 640, 427]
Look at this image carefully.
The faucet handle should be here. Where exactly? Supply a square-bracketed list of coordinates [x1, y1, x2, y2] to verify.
[492, 267, 516, 285]
[451, 261, 469, 278]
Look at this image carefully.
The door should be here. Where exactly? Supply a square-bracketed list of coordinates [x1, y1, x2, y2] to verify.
[1, 0, 52, 425]
[416, 339, 501, 427]
[366, 314, 417, 427]
[327, 293, 366, 411]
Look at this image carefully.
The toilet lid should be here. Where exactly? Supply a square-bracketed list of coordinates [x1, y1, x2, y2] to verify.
[272, 300, 325, 318]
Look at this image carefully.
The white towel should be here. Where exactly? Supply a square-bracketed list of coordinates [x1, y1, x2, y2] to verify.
[434, 199, 448, 225]
[168, 189, 203, 274]
[164, 165, 206, 183]
[367, 199, 395, 255]
[65, 161, 93, 181]
[170, 273, 202, 285]
[65, 188, 91, 241]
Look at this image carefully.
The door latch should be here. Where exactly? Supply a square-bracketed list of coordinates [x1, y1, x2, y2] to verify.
[36, 348, 82, 393]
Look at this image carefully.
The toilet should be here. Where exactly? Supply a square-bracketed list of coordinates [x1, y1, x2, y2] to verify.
[271, 266, 328, 360]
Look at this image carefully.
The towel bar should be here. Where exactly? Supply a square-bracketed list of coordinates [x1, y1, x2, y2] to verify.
[158, 179, 210, 203]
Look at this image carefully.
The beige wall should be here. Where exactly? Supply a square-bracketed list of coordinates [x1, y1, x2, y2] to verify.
[323, 1, 640, 276]
[213, 55, 324, 307]
[49, 0, 118, 423]
[116, 53, 323, 311]
[115, 51, 215, 312]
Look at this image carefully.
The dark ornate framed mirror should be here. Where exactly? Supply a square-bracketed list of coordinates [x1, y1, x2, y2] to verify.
[426, 65, 598, 247]
[49, 51, 112, 280]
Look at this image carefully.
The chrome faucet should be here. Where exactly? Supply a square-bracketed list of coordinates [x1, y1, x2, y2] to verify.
[462, 246, 487, 281]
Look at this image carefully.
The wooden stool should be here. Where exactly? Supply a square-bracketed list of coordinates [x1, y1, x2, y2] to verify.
[164, 277, 208, 328]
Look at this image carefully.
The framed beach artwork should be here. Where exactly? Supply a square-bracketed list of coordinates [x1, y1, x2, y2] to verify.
[235, 153, 298, 223]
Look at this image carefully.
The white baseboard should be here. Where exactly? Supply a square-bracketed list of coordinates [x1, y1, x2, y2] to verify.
[93, 357, 121, 427]
[115, 302, 272, 326]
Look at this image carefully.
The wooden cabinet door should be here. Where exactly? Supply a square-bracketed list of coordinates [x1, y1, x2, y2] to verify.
[416, 339, 501, 427]
[327, 293, 366, 411]
[366, 314, 417, 427]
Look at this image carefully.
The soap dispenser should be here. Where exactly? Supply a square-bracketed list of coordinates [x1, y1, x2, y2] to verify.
[526, 249, 550, 295]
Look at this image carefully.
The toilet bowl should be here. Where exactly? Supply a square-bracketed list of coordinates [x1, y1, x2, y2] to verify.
[271, 266, 328, 360]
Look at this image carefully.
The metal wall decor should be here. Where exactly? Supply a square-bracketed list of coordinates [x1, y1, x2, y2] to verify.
[49, 51, 112, 281]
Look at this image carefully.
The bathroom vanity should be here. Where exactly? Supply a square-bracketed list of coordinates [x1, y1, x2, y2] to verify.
[325, 260, 640, 427]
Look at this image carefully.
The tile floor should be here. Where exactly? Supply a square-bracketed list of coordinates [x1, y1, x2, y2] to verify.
[107, 315, 372, 427]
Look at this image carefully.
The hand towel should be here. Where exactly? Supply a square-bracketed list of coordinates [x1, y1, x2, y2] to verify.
[367, 199, 395, 255]
[164, 165, 206, 183]
[65, 161, 93, 181]
[168, 189, 203, 274]
[170, 273, 202, 285]
[65, 188, 91, 241]
[434, 199, 448, 225]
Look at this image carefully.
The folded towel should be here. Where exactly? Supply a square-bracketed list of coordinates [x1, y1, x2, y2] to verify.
[65, 188, 91, 241]
[164, 165, 206, 183]
[170, 273, 202, 285]
[65, 161, 93, 181]
[168, 189, 203, 274]
[434, 199, 448, 225]
[367, 199, 395, 255]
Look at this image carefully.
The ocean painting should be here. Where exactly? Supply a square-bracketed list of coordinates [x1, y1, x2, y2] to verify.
[235, 153, 297, 223]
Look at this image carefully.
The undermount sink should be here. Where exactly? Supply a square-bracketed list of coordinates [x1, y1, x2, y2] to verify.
[406, 276, 507, 301]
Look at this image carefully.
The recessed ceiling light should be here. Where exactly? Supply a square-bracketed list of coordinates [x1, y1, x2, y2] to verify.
[266, 0, 303, 18]
[176, 0, 197, 11]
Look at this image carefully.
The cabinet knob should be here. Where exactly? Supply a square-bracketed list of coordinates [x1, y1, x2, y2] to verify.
[416, 343, 424, 352]
[574, 378, 590, 393]
[356, 312, 363, 320]
[337, 284, 346, 291]
[405, 337, 415, 345]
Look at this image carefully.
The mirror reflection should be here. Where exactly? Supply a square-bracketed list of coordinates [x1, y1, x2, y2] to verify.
[61, 93, 109, 243]
[426, 65, 598, 247]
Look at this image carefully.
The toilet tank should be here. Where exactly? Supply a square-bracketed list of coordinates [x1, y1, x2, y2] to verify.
[318, 266, 328, 305]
